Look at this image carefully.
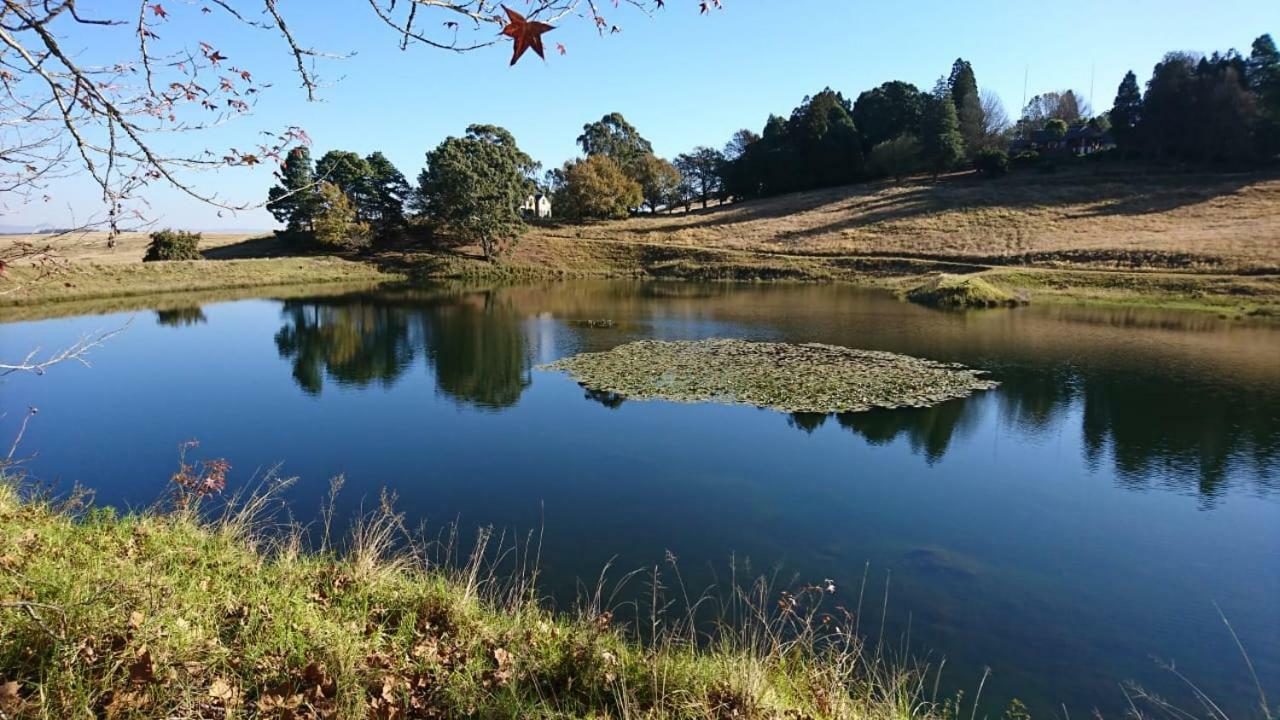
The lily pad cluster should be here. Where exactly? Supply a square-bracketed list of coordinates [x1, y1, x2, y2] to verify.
[540, 339, 998, 413]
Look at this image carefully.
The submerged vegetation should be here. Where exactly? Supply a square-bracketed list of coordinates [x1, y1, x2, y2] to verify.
[542, 339, 998, 414]
[0, 479, 944, 719]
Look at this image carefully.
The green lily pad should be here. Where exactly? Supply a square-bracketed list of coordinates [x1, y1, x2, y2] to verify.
[540, 339, 998, 414]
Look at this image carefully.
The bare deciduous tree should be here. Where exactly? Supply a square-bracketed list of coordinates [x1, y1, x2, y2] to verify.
[0, 0, 709, 238]
[978, 89, 1011, 149]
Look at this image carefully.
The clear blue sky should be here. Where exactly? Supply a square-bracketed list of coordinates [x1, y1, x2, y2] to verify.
[9, 0, 1277, 231]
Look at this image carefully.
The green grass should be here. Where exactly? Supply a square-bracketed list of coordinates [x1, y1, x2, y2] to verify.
[0, 478, 947, 719]
[982, 268, 1280, 317]
[903, 275, 1024, 309]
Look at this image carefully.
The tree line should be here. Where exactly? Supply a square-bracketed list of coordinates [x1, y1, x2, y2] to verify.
[267, 31, 1279, 260]
[1110, 35, 1280, 164]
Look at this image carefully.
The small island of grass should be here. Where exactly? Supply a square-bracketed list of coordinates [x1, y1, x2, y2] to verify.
[904, 274, 1028, 309]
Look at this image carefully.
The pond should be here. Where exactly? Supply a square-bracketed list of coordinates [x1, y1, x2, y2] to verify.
[2, 281, 1277, 717]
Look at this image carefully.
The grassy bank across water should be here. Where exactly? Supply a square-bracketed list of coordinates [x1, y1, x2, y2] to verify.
[2, 235, 1278, 320]
[0, 257, 402, 310]
[0, 479, 943, 719]
[4, 164, 1280, 318]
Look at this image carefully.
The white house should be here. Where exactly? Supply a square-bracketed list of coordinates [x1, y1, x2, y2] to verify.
[520, 193, 552, 219]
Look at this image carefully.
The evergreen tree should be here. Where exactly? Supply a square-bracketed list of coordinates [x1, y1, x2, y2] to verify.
[267, 146, 320, 233]
[1141, 53, 1198, 160]
[754, 114, 799, 196]
[853, 81, 925, 151]
[720, 129, 762, 200]
[1192, 53, 1257, 164]
[1249, 34, 1280, 157]
[576, 113, 654, 179]
[316, 150, 374, 221]
[364, 152, 411, 231]
[633, 154, 683, 213]
[1110, 71, 1144, 151]
[417, 125, 535, 260]
[674, 147, 727, 208]
[948, 59, 985, 154]
[921, 86, 966, 173]
[1248, 34, 1280, 96]
[787, 88, 864, 188]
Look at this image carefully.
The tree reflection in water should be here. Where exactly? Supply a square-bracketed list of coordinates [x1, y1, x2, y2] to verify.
[155, 306, 207, 327]
[274, 290, 530, 409]
[267, 284, 1278, 502]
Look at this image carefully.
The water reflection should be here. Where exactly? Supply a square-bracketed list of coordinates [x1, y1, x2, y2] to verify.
[274, 303, 414, 394]
[582, 387, 627, 409]
[835, 400, 979, 465]
[154, 306, 207, 327]
[274, 290, 531, 409]
[1080, 372, 1280, 506]
[421, 293, 530, 410]
[5, 280, 1278, 718]
[264, 284, 1277, 502]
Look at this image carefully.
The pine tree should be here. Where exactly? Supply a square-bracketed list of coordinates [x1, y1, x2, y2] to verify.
[948, 59, 984, 154]
[364, 152, 412, 232]
[267, 146, 319, 233]
[1249, 34, 1280, 158]
[1110, 71, 1144, 151]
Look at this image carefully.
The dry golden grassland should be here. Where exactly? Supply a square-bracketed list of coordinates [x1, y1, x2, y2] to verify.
[525, 169, 1280, 274]
[2, 167, 1278, 315]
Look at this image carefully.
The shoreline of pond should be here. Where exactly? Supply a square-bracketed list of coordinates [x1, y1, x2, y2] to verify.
[3, 244, 1279, 323]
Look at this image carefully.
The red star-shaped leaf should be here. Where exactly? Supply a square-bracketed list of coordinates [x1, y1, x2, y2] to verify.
[500, 5, 554, 66]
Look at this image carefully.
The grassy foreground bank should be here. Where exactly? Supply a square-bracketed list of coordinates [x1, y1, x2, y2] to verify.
[0, 480, 939, 719]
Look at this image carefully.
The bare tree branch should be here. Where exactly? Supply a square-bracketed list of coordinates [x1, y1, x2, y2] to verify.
[0, 322, 129, 376]
[0, 0, 708, 235]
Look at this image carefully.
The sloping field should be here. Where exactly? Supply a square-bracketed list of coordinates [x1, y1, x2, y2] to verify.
[526, 169, 1280, 274]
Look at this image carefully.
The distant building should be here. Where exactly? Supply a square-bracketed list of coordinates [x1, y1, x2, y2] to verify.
[520, 193, 552, 219]
[1010, 122, 1115, 156]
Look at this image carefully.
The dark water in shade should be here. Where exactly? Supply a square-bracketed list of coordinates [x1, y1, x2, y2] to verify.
[2, 281, 1278, 717]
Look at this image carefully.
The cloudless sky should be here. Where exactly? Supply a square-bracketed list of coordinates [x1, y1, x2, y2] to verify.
[7, 0, 1278, 230]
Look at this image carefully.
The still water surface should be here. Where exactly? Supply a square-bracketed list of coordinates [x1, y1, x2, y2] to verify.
[2, 282, 1278, 716]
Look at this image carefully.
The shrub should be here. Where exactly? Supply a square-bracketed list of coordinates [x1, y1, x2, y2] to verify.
[1043, 118, 1069, 140]
[142, 229, 202, 262]
[867, 134, 923, 181]
[973, 148, 1010, 178]
[1010, 150, 1040, 170]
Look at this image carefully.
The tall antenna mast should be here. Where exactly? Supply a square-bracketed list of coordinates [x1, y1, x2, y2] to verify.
[1022, 65, 1029, 112]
